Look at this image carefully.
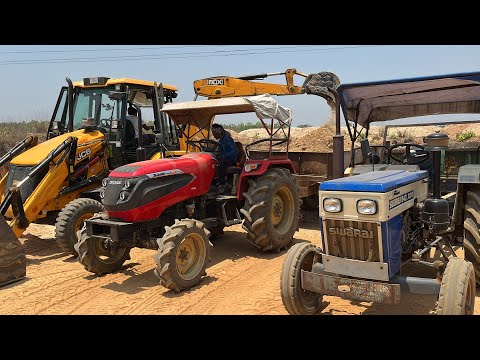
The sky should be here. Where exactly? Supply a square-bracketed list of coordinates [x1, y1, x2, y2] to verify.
[0, 45, 479, 127]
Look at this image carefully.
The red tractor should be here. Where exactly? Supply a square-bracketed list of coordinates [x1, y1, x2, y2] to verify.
[75, 95, 300, 292]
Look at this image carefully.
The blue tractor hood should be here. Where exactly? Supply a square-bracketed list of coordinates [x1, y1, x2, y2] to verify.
[320, 170, 428, 193]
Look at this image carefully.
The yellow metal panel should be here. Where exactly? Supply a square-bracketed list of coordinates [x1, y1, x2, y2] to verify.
[0, 173, 6, 199]
[73, 78, 177, 91]
[8, 157, 71, 236]
[11, 130, 104, 166]
[193, 77, 303, 98]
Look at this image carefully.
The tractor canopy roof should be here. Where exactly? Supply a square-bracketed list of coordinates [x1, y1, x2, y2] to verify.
[161, 94, 291, 130]
[338, 71, 480, 127]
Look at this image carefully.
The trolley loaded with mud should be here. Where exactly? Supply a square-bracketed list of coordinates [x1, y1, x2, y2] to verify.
[281, 72, 480, 315]
[75, 94, 301, 292]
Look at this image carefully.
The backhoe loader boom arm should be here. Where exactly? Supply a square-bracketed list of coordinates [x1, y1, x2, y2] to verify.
[194, 68, 308, 98]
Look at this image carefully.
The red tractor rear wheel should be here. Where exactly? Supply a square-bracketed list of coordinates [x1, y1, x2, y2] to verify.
[241, 168, 300, 252]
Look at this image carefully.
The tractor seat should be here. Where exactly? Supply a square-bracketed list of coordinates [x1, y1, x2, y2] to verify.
[225, 141, 246, 175]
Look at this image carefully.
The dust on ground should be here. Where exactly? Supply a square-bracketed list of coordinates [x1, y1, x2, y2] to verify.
[1, 210, 479, 315]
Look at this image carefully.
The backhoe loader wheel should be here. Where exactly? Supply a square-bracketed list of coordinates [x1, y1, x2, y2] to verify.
[74, 223, 131, 275]
[55, 198, 104, 255]
[241, 168, 300, 252]
[463, 186, 480, 286]
[153, 219, 212, 292]
[436, 257, 475, 315]
[280, 242, 323, 315]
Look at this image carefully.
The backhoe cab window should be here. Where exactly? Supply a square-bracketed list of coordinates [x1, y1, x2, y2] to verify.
[73, 86, 121, 130]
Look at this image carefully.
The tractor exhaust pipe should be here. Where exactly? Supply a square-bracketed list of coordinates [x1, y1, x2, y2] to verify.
[432, 151, 441, 199]
[0, 215, 26, 287]
[425, 133, 449, 199]
[422, 133, 450, 235]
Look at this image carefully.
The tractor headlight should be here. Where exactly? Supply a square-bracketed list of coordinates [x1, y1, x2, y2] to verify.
[119, 191, 129, 201]
[357, 199, 377, 215]
[244, 163, 259, 172]
[323, 198, 342, 213]
[99, 191, 105, 199]
[102, 178, 109, 187]
[124, 179, 138, 189]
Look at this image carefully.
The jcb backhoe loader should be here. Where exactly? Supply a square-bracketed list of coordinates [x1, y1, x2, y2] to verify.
[0, 76, 204, 287]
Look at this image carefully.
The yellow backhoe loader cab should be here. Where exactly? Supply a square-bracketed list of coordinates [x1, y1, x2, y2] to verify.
[2, 77, 181, 211]
[0, 76, 190, 287]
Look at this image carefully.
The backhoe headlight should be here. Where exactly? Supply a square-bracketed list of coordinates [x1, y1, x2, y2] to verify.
[357, 199, 377, 215]
[119, 191, 129, 201]
[323, 198, 342, 213]
[102, 178, 109, 187]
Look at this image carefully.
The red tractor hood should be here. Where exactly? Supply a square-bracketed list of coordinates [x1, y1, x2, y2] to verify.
[104, 152, 217, 222]
[111, 152, 217, 178]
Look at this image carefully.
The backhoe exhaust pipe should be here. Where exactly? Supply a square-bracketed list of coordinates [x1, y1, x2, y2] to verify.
[0, 215, 25, 287]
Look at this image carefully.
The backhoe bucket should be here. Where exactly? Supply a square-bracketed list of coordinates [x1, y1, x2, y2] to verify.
[0, 215, 26, 286]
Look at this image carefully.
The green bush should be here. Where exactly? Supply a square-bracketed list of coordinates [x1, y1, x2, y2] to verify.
[456, 131, 476, 142]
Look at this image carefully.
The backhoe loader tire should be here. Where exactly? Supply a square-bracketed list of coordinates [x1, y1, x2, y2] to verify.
[55, 198, 104, 255]
[436, 257, 475, 315]
[153, 219, 212, 292]
[75, 221, 131, 275]
[241, 168, 300, 252]
[280, 242, 323, 315]
[463, 186, 480, 286]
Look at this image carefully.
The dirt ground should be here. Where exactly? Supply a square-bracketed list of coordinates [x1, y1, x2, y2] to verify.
[1, 209, 479, 315]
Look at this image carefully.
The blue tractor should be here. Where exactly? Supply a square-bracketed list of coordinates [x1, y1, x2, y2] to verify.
[281, 72, 480, 315]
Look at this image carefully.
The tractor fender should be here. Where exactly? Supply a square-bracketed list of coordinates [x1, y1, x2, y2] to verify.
[237, 159, 295, 200]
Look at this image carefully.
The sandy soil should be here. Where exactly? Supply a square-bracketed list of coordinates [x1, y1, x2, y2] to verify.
[227, 123, 480, 154]
[1, 209, 478, 315]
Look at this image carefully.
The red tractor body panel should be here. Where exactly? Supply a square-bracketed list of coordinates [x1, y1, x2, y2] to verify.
[104, 153, 217, 222]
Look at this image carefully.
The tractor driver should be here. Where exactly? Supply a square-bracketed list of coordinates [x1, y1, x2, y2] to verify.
[211, 123, 238, 191]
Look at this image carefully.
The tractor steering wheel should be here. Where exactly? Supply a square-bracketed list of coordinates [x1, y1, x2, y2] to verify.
[187, 139, 223, 154]
[389, 143, 430, 165]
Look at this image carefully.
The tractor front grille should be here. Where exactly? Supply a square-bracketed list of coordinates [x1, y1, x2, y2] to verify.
[324, 219, 381, 262]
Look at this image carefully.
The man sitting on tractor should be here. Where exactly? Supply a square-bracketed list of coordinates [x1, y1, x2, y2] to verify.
[211, 123, 238, 193]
